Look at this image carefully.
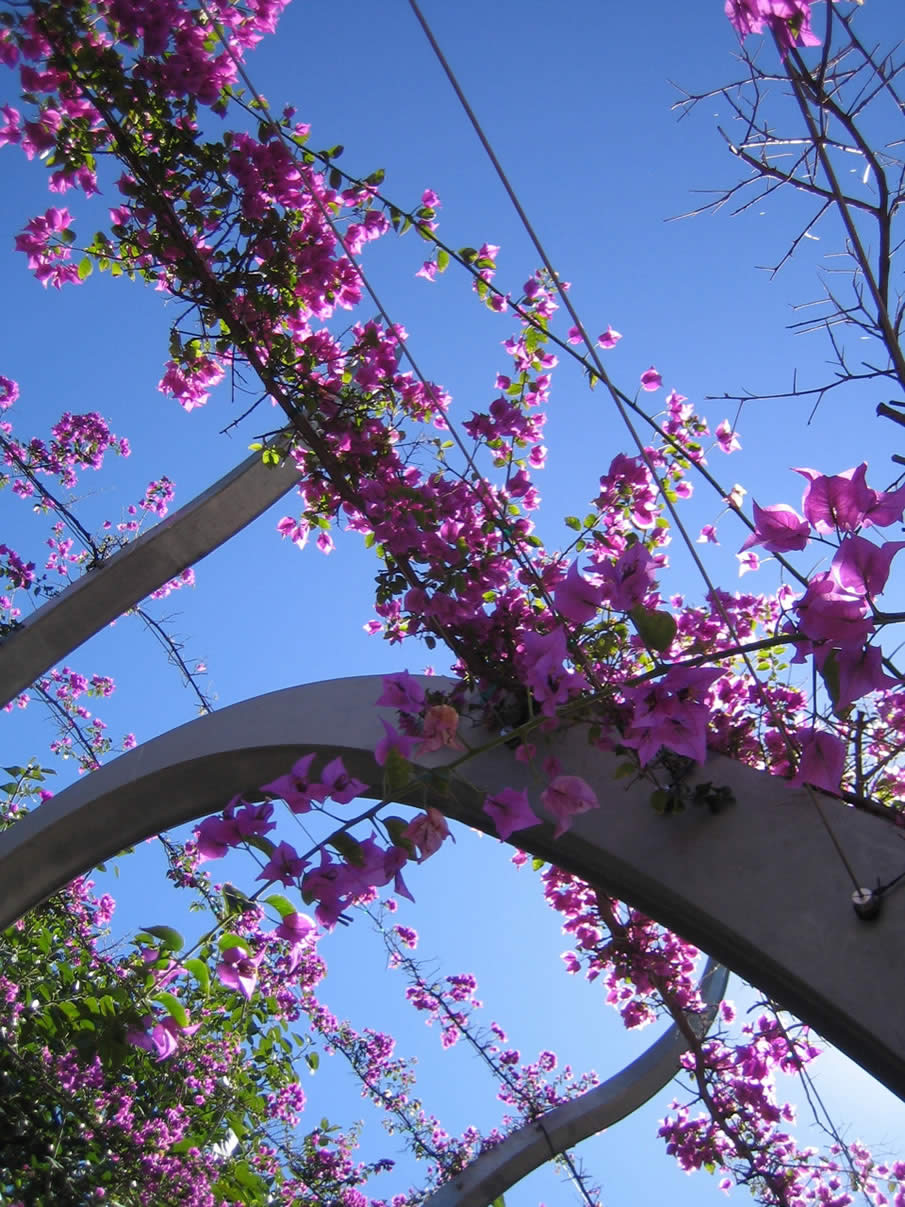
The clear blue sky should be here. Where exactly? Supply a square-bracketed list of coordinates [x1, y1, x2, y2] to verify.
[2, 1, 904, 1202]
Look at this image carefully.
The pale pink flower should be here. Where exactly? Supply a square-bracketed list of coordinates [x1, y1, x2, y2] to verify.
[417, 704, 465, 753]
[540, 775, 599, 837]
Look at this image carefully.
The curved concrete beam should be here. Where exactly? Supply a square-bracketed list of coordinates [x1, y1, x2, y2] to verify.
[0, 444, 298, 708]
[423, 958, 727, 1207]
[1, 675, 904, 1101]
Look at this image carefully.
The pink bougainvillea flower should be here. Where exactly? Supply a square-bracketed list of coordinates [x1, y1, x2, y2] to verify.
[597, 326, 622, 349]
[301, 851, 356, 930]
[338, 837, 414, 904]
[863, 481, 905, 529]
[622, 665, 724, 767]
[216, 946, 263, 1000]
[640, 367, 662, 392]
[832, 644, 897, 712]
[567, 325, 583, 345]
[126, 1012, 200, 1062]
[274, 910, 317, 972]
[830, 536, 905, 599]
[256, 839, 307, 888]
[375, 718, 417, 766]
[788, 728, 846, 794]
[483, 787, 540, 840]
[598, 543, 657, 612]
[0, 375, 18, 408]
[794, 463, 875, 534]
[277, 515, 310, 549]
[725, 0, 820, 53]
[516, 627, 588, 714]
[312, 756, 368, 805]
[375, 671, 426, 713]
[794, 572, 873, 650]
[417, 704, 465, 754]
[194, 813, 237, 862]
[540, 775, 599, 838]
[194, 798, 275, 861]
[261, 752, 319, 813]
[715, 419, 741, 454]
[737, 550, 760, 577]
[740, 502, 810, 555]
[275, 911, 316, 945]
[697, 525, 719, 545]
[404, 807, 454, 860]
[554, 560, 605, 625]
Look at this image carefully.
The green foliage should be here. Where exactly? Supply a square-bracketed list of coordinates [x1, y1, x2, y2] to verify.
[629, 605, 677, 653]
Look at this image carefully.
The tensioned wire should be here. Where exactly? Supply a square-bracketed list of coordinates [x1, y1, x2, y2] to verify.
[188, 0, 863, 896]
[403, 0, 865, 893]
[397, 15, 887, 1195]
[190, 0, 817, 730]
[190, 0, 630, 709]
[194, 0, 830, 606]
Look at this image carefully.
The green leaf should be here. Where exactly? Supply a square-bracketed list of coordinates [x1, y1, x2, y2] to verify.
[649, 788, 672, 813]
[222, 883, 254, 914]
[183, 958, 210, 995]
[436, 248, 450, 272]
[629, 606, 677, 653]
[78, 257, 93, 280]
[384, 816, 416, 856]
[306, 1051, 320, 1072]
[564, 515, 581, 531]
[382, 747, 412, 794]
[139, 925, 184, 952]
[264, 894, 296, 919]
[327, 829, 364, 866]
[819, 648, 842, 712]
[153, 991, 188, 1029]
[218, 932, 250, 954]
[244, 833, 276, 858]
[531, 857, 545, 872]
[57, 1000, 80, 1023]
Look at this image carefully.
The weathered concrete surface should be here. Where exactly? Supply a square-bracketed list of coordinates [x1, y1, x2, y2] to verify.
[0, 445, 297, 708]
[423, 959, 727, 1207]
[1, 675, 903, 1100]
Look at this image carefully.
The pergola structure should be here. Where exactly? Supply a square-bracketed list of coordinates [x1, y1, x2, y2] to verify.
[2, 451, 903, 1204]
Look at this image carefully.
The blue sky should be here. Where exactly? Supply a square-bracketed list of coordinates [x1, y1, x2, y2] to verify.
[2, 0, 905, 1202]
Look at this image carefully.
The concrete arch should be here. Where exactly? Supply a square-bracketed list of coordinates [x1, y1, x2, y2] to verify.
[1, 674, 903, 1109]
[421, 958, 727, 1207]
[0, 444, 298, 709]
